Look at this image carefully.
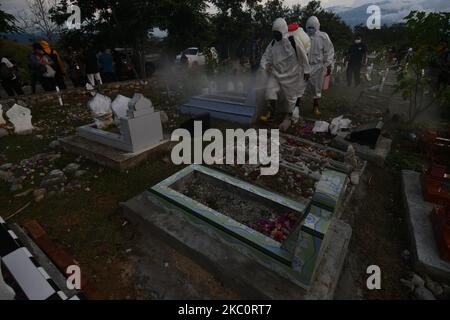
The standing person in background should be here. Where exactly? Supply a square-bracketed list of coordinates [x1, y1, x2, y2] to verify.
[305, 16, 335, 116]
[39, 40, 66, 90]
[98, 48, 116, 83]
[346, 36, 367, 87]
[29, 43, 56, 92]
[112, 49, 125, 81]
[84, 48, 102, 86]
[65, 47, 85, 87]
[0, 55, 24, 96]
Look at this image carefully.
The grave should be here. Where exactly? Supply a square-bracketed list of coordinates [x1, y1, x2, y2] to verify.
[332, 134, 392, 167]
[0, 216, 81, 300]
[213, 134, 359, 217]
[180, 91, 260, 125]
[123, 164, 352, 298]
[60, 93, 168, 171]
[402, 170, 450, 282]
[5, 104, 33, 135]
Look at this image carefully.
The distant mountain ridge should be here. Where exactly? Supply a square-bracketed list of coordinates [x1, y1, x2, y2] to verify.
[328, 0, 450, 27]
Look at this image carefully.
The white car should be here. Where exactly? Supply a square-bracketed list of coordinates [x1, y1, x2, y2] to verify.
[176, 47, 206, 67]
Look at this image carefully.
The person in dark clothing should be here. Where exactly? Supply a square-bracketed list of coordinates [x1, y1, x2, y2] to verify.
[346, 36, 367, 87]
[40, 40, 66, 90]
[84, 48, 102, 86]
[29, 43, 56, 92]
[1, 56, 24, 96]
[98, 48, 116, 83]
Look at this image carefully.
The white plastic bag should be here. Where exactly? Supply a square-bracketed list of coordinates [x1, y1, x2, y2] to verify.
[313, 121, 330, 133]
[329, 115, 352, 136]
[87, 93, 113, 129]
[43, 65, 56, 78]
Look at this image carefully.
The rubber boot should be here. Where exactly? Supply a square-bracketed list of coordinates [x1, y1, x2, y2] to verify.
[313, 99, 321, 116]
[260, 100, 276, 122]
[279, 113, 293, 132]
[292, 98, 301, 124]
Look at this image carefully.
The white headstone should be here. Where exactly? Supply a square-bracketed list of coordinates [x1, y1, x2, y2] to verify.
[6, 104, 33, 135]
[111, 95, 131, 123]
[0, 261, 15, 300]
[0, 104, 5, 125]
[129, 93, 152, 111]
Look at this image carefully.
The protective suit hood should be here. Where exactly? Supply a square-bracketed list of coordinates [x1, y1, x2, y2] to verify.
[272, 18, 289, 36]
[306, 16, 320, 31]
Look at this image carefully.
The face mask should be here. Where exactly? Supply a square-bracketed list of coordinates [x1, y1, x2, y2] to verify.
[306, 27, 316, 36]
[273, 31, 283, 42]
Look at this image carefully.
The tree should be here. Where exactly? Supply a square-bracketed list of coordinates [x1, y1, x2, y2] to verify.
[17, 0, 62, 42]
[158, 0, 212, 54]
[396, 11, 450, 122]
[210, 0, 262, 59]
[0, 6, 20, 34]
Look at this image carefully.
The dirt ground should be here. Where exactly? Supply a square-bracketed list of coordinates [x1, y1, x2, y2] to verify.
[0, 67, 448, 299]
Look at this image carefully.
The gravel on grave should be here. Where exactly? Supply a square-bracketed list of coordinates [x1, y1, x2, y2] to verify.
[177, 174, 300, 241]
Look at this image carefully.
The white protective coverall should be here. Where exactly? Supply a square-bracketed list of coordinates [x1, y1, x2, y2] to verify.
[305, 16, 335, 99]
[260, 18, 311, 113]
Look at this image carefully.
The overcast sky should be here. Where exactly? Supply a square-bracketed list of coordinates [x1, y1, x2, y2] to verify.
[2, 0, 449, 18]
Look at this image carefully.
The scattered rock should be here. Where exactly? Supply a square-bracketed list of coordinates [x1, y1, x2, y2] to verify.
[64, 163, 81, 174]
[400, 279, 415, 292]
[49, 140, 60, 149]
[33, 188, 46, 202]
[74, 170, 87, 178]
[41, 169, 67, 188]
[33, 134, 44, 141]
[10, 184, 23, 193]
[414, 286, 436, 300]
[0, 170, 14, 183]
[411, 273, 425, 288]
[0, 163, 13, 171]
[425, 276, 444, 297]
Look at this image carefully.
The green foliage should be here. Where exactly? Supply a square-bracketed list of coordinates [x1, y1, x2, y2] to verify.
[0, 39, 31, 82]
[395, 11, 450, 122]
[0, 6, 20, 34]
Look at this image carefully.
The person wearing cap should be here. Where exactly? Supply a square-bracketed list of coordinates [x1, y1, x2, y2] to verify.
[260, 18, 311, 131]
[305, 16, 335, 116]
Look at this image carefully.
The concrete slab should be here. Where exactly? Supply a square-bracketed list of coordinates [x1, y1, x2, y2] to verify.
[121, 191, 352, 300]
[401, 171, 450, 282]
[332, 136, 392, 167]
[60, 135, 168, 171]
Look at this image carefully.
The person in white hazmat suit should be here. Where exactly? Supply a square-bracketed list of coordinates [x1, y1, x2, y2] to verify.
[305, 16, 335, 116]
[260, 18, 311, 131]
